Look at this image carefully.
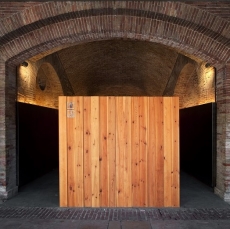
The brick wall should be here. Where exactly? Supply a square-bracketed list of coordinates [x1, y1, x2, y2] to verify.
[18, 57, 63, 109]
[0, 58, 6, 198]
[215, 64, 230, 202]
[0, 61, 18, 199]
[175, 62, 215, 108]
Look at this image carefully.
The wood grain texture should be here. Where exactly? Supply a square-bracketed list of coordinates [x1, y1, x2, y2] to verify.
[91, 96, 100, 207]
[139, 97, 148, 207]
[116, 97, 132, 206]
[172, 97, 180, 206]
[131, 97, 140, 206]
[67, 97, 78, 206]
[83, 97, 92, 207]
[59, 96, 68, 207]
[155, 97, 164, 207]
[147, 97, 156, 206]
[116, 97, 125, 206]
[75, 97, 84, 206]
[59, 96, 179, 207]
[163, 97, 173, 206]
[124, 97, 132, 207]
[107, 96, 116, 207]
[99, 97, 108, 206]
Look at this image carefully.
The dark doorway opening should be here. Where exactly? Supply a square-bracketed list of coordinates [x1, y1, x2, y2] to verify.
[180, 103, 216, 188]
[16, 102, 59, 187]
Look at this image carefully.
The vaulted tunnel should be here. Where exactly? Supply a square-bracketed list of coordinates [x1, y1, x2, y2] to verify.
[18, 39, 215, 109]
[16, 39, 216, 198]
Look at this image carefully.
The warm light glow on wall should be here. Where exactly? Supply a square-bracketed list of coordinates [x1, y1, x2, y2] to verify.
[17, 59, 64, 109]
[17, 61, 36, 104]
[174, 62, 215, 109]
[18, 64, 31, 86]
[205, 66, 215, 89]
[197, 63, 215, 105]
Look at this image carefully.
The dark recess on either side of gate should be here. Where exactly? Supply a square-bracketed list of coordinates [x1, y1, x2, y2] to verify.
[17, 102, 59, 187]
[180, 102, 216, 188]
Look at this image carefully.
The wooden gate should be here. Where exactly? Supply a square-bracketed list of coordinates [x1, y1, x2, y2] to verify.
[59, 96, 179, 207]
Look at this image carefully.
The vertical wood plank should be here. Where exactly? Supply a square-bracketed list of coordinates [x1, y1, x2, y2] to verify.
[83, 97, 92, 207]
[91, 96, 100, 207]
[59, 96, 68, 207]
[147, 97, 156, 207]
[75, 97, 84, 206]
[67, 97, 78, 206]
[131, 97, 140, 206]
[116, 97, 132, 206]
[172, 97, 180, 207]
[107, 96, 116, 207]
[163, 97, 173, 207]
[116, 97, 125, 206]
[139, 97, 148, 207]
[147, 97, 164, 207]
[99, 97, 108, 206]
[123, 97, 132, 207]
[155, 97, 164, 207]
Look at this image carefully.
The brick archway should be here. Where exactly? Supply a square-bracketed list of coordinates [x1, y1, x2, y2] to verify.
[0, 1, 230, 202]
[1, 1, 229, 64]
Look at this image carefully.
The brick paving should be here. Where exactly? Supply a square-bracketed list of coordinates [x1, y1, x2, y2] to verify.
[0, 207, 230, 221]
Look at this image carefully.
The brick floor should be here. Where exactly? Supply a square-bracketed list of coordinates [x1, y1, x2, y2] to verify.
[0, 207, 230, 221]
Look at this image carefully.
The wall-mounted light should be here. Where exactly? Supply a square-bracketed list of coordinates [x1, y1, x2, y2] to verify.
[205, 63, 211, 68]
[21, 61, 28, 67]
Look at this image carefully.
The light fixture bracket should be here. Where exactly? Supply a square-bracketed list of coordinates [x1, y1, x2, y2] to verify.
[21, 62, 28, 67]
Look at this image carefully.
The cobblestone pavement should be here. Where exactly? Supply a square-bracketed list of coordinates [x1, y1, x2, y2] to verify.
[1, 207, 230, 228]
[1, 207, 230, 220]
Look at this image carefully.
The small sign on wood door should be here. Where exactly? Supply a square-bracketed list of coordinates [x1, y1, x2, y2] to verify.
[67, 101, 75, 118]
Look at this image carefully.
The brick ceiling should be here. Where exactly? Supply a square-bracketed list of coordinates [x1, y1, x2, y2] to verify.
[56, 39, 181, 96]
[45, 38, 201, 99]
[1, 1, 227, 99]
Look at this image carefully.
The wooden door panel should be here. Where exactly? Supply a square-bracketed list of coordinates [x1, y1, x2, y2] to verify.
[59, 96, 179, 207]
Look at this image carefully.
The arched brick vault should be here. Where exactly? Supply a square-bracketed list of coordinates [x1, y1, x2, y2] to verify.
[0, 1, 230, 202]
[1, 1, 230, 64]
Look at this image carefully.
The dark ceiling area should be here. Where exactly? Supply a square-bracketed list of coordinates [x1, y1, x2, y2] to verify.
[51, 39, 197, 96]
